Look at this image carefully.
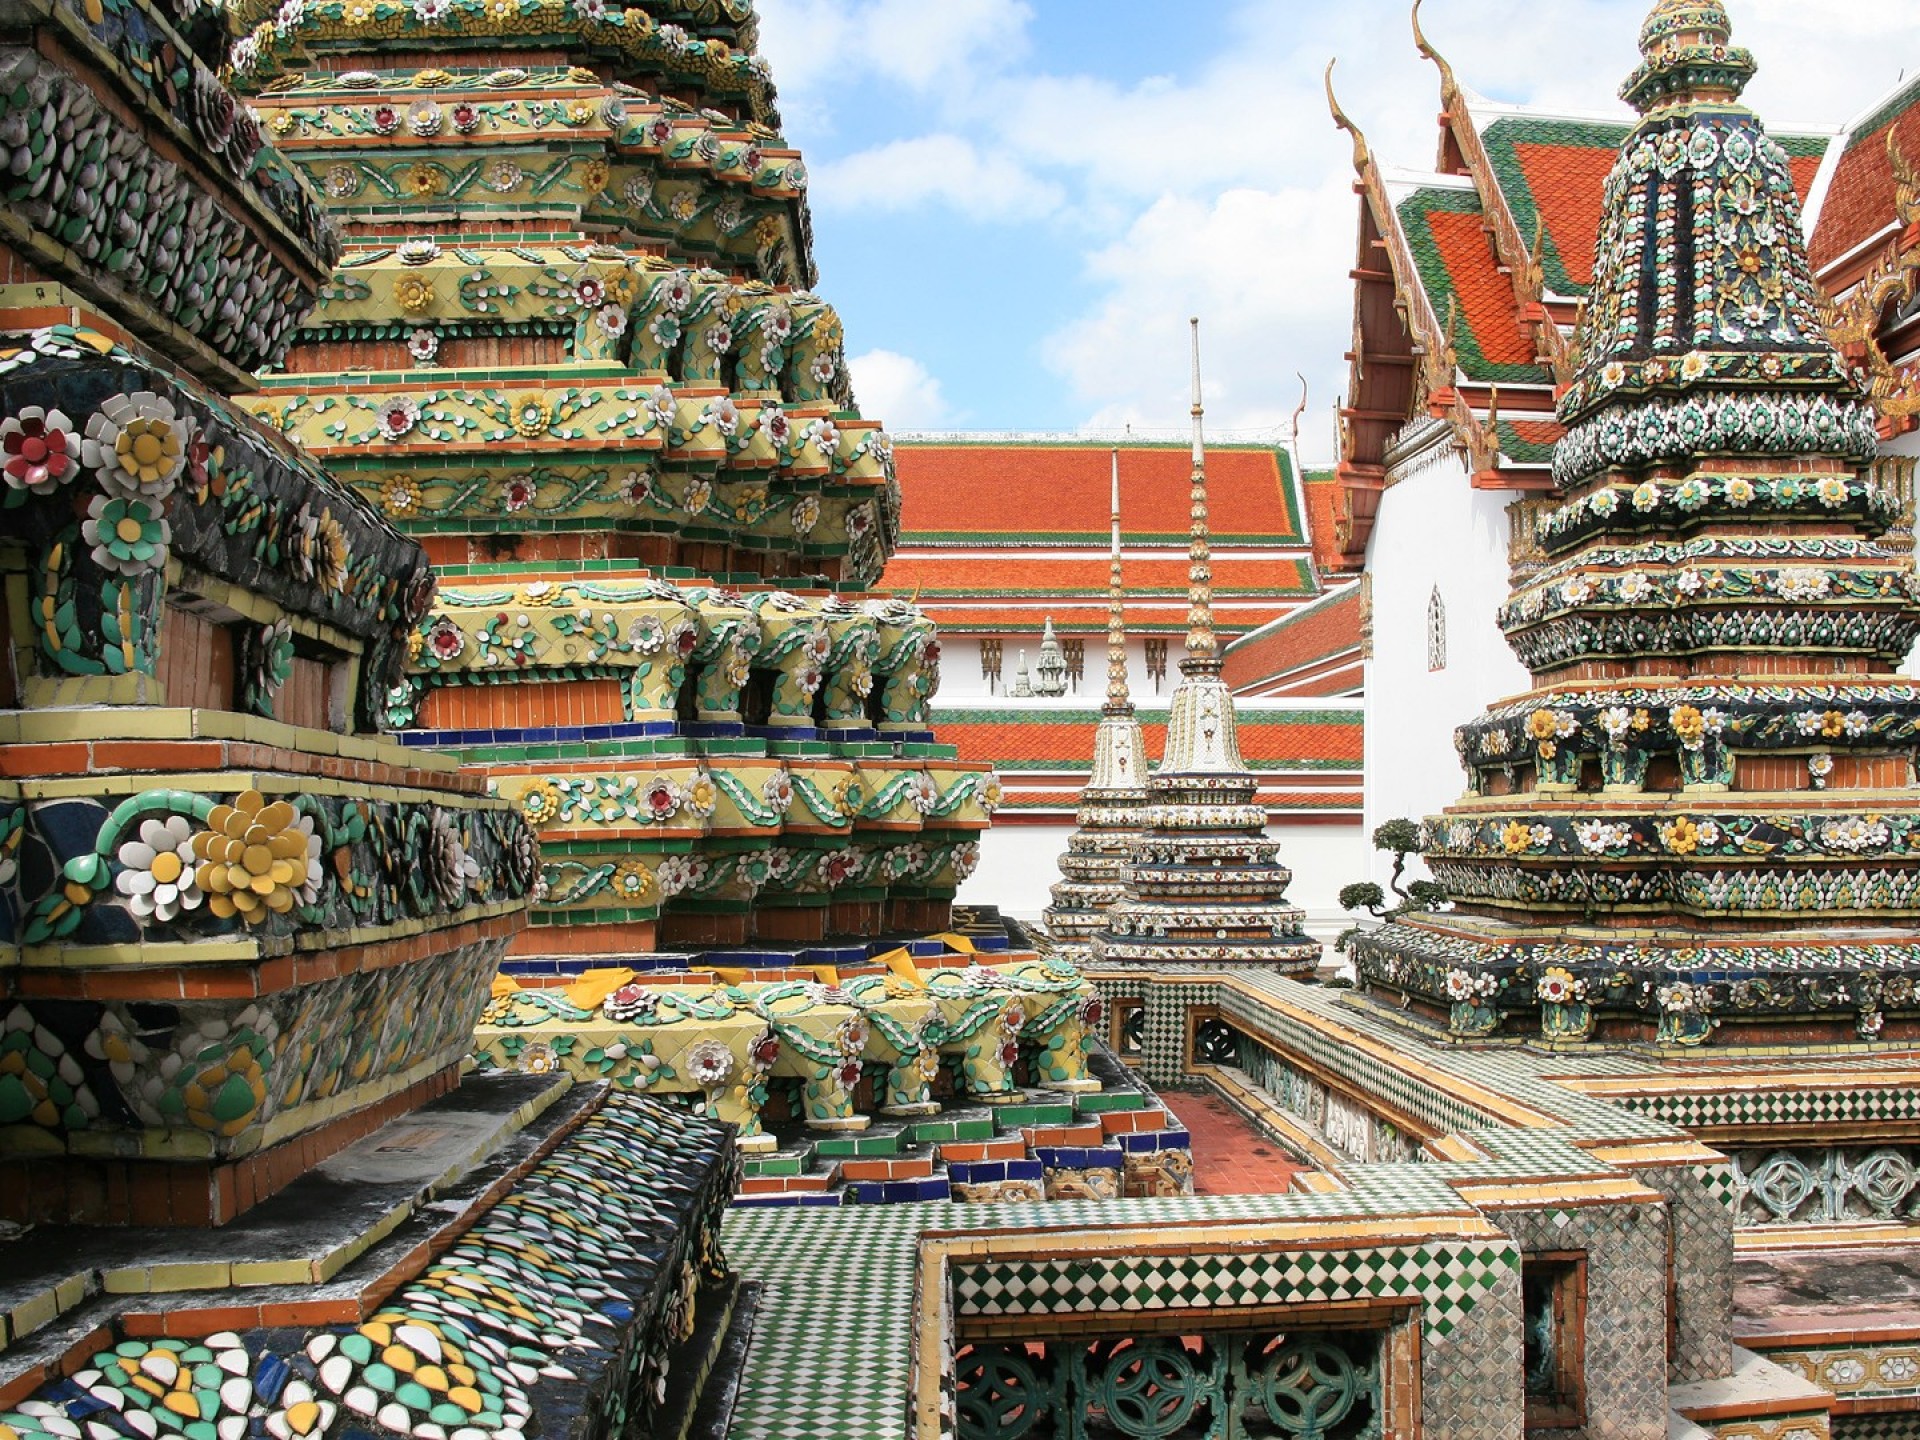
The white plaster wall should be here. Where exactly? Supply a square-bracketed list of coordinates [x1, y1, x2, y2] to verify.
[1361, 438, 1531, 891]
[962, 818, 1364, 947]
[934, 636, 1170, 702]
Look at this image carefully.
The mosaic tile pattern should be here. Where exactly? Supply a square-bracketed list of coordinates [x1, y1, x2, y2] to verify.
[0, 1092, 733, 1440]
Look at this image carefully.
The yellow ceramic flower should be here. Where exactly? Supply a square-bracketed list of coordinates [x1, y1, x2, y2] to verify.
[581, 159, 611, 194]
[565, 99, 595, 125]
[1526, 709, 1559, 741]
[1662, 817, 1700, 855]
[1671, 705, 1706, 745]
[191, 790, 319, 923]
[342, 0, 373, 23]
[404, 162, 444, 197]
[395, 275, 436, 314]
[520, 781, 563, 826]
[611, 861, 657, 903]
[1500, 820, 1534, 855]
[380, 474, 420, 516]
[269, 112, 295, 136]
[316, 509, 351, 593]
[412, 67, 453, 86]
[514, 398, 552, 437]
[484, 0, 513, 17]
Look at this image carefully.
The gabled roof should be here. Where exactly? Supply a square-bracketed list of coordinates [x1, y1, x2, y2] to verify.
[1222, 583, 1365, 699]
[1326, 27, 1838, 566]
[1809, 75, 1920, 275]
[890, 438, 1309, 547]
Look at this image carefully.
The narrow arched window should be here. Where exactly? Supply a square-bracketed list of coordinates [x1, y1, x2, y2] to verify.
[1427, 587, 1447, 672]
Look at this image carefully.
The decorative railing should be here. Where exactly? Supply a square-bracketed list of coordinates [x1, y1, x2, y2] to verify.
[954, 1330, 1382, 1439]
[1729, 1145, 1920, 1226]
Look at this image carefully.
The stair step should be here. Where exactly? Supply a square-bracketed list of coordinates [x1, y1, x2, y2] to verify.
[815, 1131, 909, 1157]
[1075, 1092, 1148, 1114]
[847, 1177, 951, 1204]
[992, 1103, 1077, 1129]
[1099, 1109, 1166, 1137]
[839, 1157, 935, 1182]
[908, 1117, 996, 1143]
[738, 1173, 837, 1195]
[949, 1158, 1045, 1185]
[732, 1191, 843, 1209]
[1023, 1123, 1106, 1148]
[742, 1150, 813, 1176]
[939, 1138, 1030, 1164]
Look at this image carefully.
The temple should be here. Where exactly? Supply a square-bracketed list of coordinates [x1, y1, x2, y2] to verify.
[882, 434, 1366, 934]
[13, 1, 1920, 1437]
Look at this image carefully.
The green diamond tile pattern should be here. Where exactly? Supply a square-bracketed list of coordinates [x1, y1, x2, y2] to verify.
[724, 1208, 926, 1440]
[950, 1241, 1517, 1338]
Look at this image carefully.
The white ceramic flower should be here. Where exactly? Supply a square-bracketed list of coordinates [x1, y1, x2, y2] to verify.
[686, 1039, 733, 1088]
[115, 816, 203, 921]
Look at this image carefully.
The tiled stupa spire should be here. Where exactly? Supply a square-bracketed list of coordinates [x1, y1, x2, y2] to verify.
[1043, 450, 1151, 956]
[1351, 0, 1920, 1046]
[1092, 322, 1319, 972]
[224, 0, 1000, 956]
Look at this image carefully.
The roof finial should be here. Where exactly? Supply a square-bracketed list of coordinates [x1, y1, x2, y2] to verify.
[1185, 317, 1217, 670]
[1290, 372, 1309, 447]
[1325, 60, 1370, 173]
[1105, 448, 1132, 714]
[1410, 0, 1459, 105]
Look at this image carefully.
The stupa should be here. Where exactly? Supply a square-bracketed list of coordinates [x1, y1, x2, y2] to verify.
[1032, 616, 1069, 697]
[1042, 452, 1152, 959]
[1350, 0, 1920, 1046]
[226, 0, 999, 961]
[1092, 322, 1321, 975]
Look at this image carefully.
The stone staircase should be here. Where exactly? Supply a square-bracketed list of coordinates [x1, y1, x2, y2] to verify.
[732, 1082, 1193, 1208]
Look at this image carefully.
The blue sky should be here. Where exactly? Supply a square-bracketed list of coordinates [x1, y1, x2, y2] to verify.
[756, 0, 1920, 458]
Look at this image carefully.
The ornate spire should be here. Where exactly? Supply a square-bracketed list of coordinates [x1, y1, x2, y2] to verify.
[1183, 317, 1218, 673]
[1621, 0, 1753, 112]
[1104, 448, 1132, 716]
[1554, 0, 1873, 489]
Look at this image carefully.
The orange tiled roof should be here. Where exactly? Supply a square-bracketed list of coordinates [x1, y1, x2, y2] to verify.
[1511, 139, 1620, 291]
[881, 554, 1312, 598]
[1222, 585, 1365, 698]
[895, 442, 1307, 546]
[1810, 78, 1920, 272]
[1427, 207, 1537, 367]
[931, 711, 1364, 769]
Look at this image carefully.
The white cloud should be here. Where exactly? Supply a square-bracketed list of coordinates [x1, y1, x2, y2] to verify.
[1045, 180, 1355, 449]
[814, 134, 1063, 219]
[757, 0, 1031, 129]
[850, 349, 953, 429]
[758, 0, 1920, 455]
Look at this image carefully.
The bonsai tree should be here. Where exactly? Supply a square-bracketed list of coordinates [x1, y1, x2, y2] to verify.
[1336, 818, 1446, 953]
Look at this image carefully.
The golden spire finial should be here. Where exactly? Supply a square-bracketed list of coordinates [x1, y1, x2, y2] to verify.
[1325, 60, 1370, 173]
[1105, 448, 1132, 714]
[1411, 0, 1459, 105]
[1184, 317, 1217, 669]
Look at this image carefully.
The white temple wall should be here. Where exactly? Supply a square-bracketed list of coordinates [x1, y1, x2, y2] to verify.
[933, 636, 1171, 702]
[1361, 423, 1531, 892]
